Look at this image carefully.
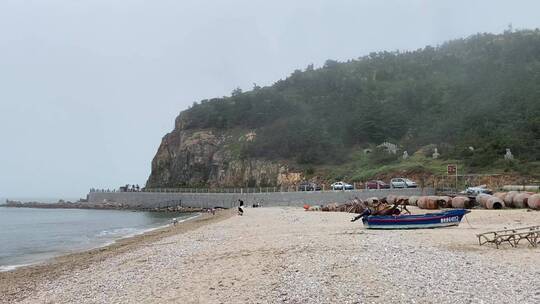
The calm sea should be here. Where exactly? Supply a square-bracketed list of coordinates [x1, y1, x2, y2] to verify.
[0, 206, 193, 271]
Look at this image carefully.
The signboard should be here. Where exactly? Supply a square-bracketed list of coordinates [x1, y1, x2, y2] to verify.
[447, 164, 457, 175]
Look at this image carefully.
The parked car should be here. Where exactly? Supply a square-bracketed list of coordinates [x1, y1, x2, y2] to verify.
[298, 181, 321, 191]
[390, 178, 417, 188]
[331, 181, 354, 190]
[365, 180, 390, 189]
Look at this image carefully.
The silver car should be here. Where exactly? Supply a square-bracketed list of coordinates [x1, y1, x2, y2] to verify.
[390, 178, 417, 188]
[331, 181, 354, 190]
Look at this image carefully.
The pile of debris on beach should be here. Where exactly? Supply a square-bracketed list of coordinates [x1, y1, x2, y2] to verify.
[304, 195, 413, 216]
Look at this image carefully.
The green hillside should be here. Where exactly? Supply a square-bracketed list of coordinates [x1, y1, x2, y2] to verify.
[176, 30, 540, 179]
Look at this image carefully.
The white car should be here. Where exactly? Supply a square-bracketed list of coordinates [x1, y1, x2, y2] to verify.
[390, 178, 417, 188]
[331, 181, 354, 190]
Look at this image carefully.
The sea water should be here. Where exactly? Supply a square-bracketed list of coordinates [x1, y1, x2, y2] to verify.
[0, 206, 194, 271]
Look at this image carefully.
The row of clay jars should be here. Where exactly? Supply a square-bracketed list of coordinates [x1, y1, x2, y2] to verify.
[369, 193, 537, 210]
[416, 196, 443, 209]
[494, 191, 538, 208]
[408, 196, 419, 206]
[476, 194, 505, 209]
[427, 196, 469, 209]
[385, 195, 410, 205]
[414, 196, 472, 209]
[450, 196, 473, 208]
[377, 194, 467, 209]
[526, 194, 540, 209]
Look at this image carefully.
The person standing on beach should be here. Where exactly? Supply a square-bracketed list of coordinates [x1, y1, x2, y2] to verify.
[238, 199, 244, 216]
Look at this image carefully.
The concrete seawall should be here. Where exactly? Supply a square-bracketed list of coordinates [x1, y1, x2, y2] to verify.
[87, 188, 433, 209]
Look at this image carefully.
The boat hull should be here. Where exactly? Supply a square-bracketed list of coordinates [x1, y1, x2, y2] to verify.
[362, 209, 470, 230]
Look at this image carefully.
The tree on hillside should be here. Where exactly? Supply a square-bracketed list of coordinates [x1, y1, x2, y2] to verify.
[179, 30, 540, 167]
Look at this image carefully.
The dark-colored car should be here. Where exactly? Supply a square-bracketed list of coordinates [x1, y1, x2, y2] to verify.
[298, 182, 321, 191]
[365, 180, 390, 189]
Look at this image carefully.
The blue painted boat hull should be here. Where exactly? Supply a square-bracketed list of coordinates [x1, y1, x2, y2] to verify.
[362, 209, 470, 229]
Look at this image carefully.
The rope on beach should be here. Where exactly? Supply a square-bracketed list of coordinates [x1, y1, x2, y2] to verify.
[464, 214, 474, 229]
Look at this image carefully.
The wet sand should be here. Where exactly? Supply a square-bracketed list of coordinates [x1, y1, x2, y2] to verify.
[2, 207, 539, 304]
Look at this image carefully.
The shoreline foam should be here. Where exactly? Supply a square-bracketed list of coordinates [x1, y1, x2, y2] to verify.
[0, 264, 32, 273]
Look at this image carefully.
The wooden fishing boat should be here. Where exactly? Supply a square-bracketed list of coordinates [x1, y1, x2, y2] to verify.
[362, 209, 470, 229]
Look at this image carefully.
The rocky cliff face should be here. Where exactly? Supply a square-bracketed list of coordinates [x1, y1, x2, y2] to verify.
[146, 114, 301, 188]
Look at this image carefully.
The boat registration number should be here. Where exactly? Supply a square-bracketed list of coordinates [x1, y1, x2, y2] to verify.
[440, 216, 459, 223]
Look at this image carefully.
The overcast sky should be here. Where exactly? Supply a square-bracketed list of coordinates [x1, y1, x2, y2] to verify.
[1, 0, 539, 199]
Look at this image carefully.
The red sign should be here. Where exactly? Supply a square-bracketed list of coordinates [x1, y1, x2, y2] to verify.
[447, 164, 457, 175]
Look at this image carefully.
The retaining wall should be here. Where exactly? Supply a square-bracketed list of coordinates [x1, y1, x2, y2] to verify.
[87, 188, 433, 209]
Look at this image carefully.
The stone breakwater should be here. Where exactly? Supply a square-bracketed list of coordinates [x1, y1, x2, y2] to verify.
[3, 200, 85, 209]
[2, 199, 203, 213]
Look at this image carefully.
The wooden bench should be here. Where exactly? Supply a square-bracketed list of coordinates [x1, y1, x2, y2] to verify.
[476, 225, 540, 249]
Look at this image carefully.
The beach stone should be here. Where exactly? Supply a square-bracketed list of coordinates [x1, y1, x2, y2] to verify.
[10, 208, 540, 304]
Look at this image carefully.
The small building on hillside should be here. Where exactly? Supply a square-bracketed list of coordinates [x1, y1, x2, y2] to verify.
[377, 142, 398, 154]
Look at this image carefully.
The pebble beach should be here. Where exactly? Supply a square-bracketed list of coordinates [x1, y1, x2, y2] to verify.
[2, 207, 540, 304]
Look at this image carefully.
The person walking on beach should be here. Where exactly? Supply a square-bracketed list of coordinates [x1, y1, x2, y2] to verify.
[238, 199, 244, 216]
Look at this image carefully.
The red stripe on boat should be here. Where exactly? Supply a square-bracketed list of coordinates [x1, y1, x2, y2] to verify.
[369, 216, 445, 223]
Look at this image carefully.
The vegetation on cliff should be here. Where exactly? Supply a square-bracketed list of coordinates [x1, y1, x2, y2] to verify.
[152, 30, 540, 186]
